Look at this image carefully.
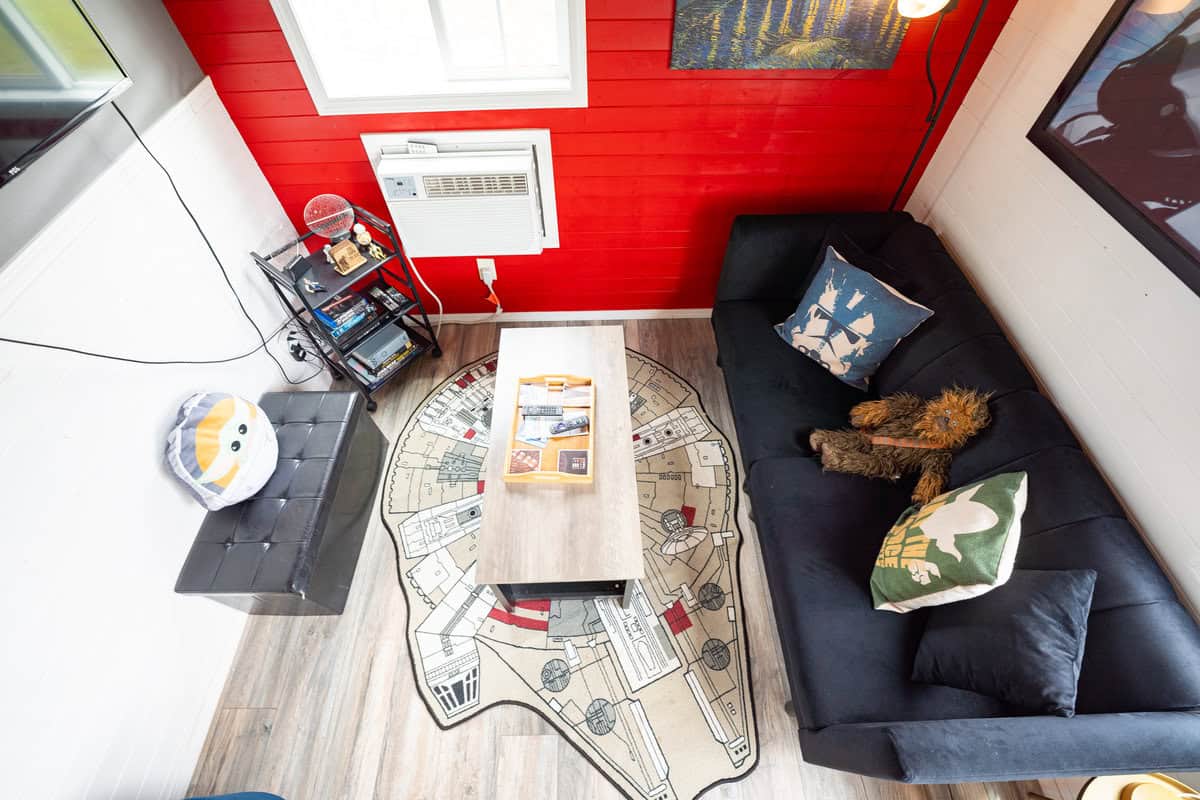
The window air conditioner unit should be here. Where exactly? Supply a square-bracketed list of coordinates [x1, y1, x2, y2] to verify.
[372, 148, 545, 257]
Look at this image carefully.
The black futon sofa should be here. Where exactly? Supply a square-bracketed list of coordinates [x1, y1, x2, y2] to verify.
[712, 212, 1200, 783]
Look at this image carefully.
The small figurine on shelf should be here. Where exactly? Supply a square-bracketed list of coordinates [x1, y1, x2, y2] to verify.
[323, 243, 334, 264]
[353, 223, 372, 247]
[302, 277, 326, 294]
[329, 239, 367, 275]
[367, 242, 384, 261]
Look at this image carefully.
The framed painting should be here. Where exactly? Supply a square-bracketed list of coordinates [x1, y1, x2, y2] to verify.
[1029, 0, 1200, 297]
[669, 0, 910, 70]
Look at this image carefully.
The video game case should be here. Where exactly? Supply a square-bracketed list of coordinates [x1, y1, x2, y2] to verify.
[329, 311, 367, 339]
[369, 285, 410, 312]
[351, 341, 413, 375]
[321, 290, 359, 317]
[347, 342, 413, 384]
[335, 299, 372, 325]
[353, 323, 411, 368]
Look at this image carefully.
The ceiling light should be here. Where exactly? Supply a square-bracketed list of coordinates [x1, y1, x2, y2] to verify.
[898, 0, 955, 18]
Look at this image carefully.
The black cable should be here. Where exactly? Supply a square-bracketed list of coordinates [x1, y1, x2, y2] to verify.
[0, 316, 291, 366]
[0, 102, 325, 382]
[268, 279, 330, 383]
[890, 0, 990, 212]
[109, 100, 320, 384]
[924, 12, 947, 123]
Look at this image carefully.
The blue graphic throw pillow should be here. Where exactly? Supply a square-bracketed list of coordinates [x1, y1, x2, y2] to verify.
[776, 246, 933, 390]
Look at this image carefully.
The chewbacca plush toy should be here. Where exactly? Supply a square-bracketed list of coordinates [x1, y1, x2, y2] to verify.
[809, 388, 992, 504]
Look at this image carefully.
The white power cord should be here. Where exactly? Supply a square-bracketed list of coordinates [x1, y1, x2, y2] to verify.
[483, 276, 503, 314]
[407, 254, 444, 342]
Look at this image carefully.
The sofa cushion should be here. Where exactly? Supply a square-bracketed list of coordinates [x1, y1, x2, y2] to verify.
[876, 334, 1036, 400]
[913, 569, 1097, 717]
[1075, 601, 1200, 713]
[1016, 516, 1176, 612]
[950, 390, 1079, 486]
[748, 456, 1020, 728]
[775, 246, 933, 390]
[713, 298, 813, 374]
[871, 472, 1028, 613]
[716, 212, 912, 303]
[808, 224, 918, 298]
[872, 289, 1004, 393]
[713, 300, 868, 468]
[874, 219, 973, 304]
[958, 445, 1200, 713]
[971, 446, 1123, 535]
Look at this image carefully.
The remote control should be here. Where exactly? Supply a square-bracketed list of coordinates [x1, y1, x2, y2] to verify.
[550, 415, 589, 436]
[523, 405, 562, 417]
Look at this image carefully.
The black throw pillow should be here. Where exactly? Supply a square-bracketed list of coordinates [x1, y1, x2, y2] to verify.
[912, 569, 1098, 717]
[796, 224, 917, 300]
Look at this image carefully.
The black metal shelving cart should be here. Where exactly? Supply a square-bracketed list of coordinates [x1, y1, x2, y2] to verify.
[252, 204, 441, 412]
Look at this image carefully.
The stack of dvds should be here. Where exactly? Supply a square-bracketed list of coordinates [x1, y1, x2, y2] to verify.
[313, 290, 377, 340]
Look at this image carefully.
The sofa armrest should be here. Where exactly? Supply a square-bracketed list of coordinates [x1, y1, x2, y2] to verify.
[715, 212, 912, 303]
[799, 711, 1200, 783]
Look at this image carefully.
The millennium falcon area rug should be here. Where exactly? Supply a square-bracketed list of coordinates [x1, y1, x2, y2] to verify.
[381, 349, 758, 800]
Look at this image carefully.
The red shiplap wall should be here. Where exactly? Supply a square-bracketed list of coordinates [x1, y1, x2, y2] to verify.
[164, 0, 1016, 313]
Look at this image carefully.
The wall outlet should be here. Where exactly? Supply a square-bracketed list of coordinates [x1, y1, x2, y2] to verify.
[476, 258, 497, 285]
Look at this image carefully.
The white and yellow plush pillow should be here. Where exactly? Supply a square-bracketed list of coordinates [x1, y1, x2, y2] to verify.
[165, 393, 278, 510]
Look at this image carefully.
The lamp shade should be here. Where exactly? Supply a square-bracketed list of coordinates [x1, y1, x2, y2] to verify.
[1138, 0, 1191, 13]
[898, 0, 954, 17]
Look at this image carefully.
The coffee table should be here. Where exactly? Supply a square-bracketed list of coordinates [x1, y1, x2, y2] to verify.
[476, 326, 644, 610]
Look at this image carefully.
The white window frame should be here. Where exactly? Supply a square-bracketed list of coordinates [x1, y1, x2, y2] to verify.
[268, 0, 587, 116]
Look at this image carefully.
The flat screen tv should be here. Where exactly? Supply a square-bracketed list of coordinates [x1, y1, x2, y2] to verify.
[0, 0, 130, 187]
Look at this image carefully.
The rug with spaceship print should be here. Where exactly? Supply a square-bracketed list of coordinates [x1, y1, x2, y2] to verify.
[382, 350, 758, 800]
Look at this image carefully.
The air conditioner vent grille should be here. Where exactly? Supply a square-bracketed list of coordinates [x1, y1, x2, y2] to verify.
[423, 173, 529, 198]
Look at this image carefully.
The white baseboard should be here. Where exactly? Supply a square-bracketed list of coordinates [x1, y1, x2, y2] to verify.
[433, 308, 712, 324]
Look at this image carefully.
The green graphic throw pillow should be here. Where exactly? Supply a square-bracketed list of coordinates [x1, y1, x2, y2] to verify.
[871, 472, 1029, 613]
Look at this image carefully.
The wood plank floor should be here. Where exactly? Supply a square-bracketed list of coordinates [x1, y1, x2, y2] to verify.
[188, 319, 1083, 800]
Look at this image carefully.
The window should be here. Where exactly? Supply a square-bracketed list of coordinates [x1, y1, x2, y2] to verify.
[269, 0, 586, 115]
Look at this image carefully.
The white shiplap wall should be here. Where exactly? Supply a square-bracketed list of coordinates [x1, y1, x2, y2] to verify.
[0, 78, 324, 799]
[909, 0, 1200, 610]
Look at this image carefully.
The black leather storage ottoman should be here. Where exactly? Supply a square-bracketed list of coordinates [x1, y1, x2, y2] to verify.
[175, 391, 387, 615]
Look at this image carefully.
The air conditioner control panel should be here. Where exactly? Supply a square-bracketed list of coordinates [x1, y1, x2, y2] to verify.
[382, 175, 418, 200]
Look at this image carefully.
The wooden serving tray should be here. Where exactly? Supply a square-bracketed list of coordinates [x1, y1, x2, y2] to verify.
[502, 374, 594, 484]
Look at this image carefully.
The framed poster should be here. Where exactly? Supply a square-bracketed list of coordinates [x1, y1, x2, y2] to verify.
[670, 0, 910, 70]
[1028, 0, 1200, 297]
